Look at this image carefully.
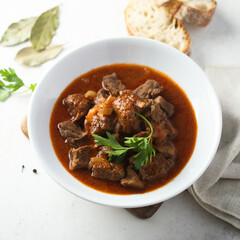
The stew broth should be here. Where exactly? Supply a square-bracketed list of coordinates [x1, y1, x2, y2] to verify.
[50, 64, 197, 194]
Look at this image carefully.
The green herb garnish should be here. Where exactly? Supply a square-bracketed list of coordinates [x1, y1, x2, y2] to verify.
[92, 112, 156, 170]
[0, 68, 36, 102]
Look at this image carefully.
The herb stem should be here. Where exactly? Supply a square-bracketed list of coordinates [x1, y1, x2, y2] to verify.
[135, 112, 153, 143]
[11, 86, 28, 94]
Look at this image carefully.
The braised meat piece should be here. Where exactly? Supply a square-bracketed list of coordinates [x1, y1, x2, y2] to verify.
[86, 113, 117, 135]
[139, 99, 165, 123]
[133, 80, 162, 100]
[154, 96, 174, 117]
[150, 100, 165, 123]
[121, 167, 144, 189]
[112, 90, 142, 134]
[133, 131, 150, 138]
[114, 121, 122, 134]
[85, 95, 117, 135]
[151, 114, 177, 140]
[154, 139, 176, 159]
[96, 146, 112, 159]
[142, 97, 174, 122]
[164, 116, 178, 139]
[139, 153, 175, 180]
[64, 93, 91, 122]
[89, 157, 124, 181]
[151, 120, 168, 141]
[58, 121, 87, 146]
[102, 73, 126, 96]
[116, 89, 146, 111]
[94, 88, 109, 105]
[69, 145, 92, 170]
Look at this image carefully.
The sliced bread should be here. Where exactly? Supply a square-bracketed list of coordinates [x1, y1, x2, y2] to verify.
[124, 0, 191, 53]
[163, 0, 217, 26]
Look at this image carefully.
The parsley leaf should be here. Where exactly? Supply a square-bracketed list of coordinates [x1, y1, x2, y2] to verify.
[92, 131, 131, 163]
[107, 150, 128, 164]
[0, 68, 24, 92]
[91, 112, 156, 170]
[134, 149, 148, 170]
[29, 83, 37, 92]
[92, 131, 125, 150]
[0, 67, 36, 102]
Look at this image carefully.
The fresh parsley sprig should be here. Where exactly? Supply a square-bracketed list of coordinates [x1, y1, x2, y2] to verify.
[92, 131, 132, 164]
[0, 68, 36, 102]
[92, 112, 156, 170]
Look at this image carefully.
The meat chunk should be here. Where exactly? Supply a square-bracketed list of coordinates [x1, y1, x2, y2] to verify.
[86, 113, 117, 135]
[85, 95, 117, 135]
[116, 89, 146, 111]
[112, 90, 142, 134]
[151, 115, 177, 140]
[64, 94, 91, 122]
[102, 73, 126, 96]
[133, 80, 162, 100]
[94, 88, 109, 105]
[139, 153, 175, 180]
[90, 157, 124, 181]
[150, 100, 165, 123]
[165, 117, 178, 139]
[69, 145, 92, 170]
[154, 139, 176, 159]
[133, 131, 150, 138]
[121, 167, 144, 189]
[96, 146, 112, 159]
[139, 99, 165, 123]
[58, 121, 87, 146]
[154, 96, 174, 117]
[113, 121, 122, 134]
[151, 120, 168, 140]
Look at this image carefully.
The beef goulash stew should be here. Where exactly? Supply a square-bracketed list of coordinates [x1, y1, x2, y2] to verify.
[50, 64, 197, 194]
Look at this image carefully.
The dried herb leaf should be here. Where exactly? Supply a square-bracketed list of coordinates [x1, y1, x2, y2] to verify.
[0, 17, 37, 46]
[30, 6, 59, 51]
[15, 44, 63, 66]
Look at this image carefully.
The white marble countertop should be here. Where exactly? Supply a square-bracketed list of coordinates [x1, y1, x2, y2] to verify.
[0, 0, 240, 239]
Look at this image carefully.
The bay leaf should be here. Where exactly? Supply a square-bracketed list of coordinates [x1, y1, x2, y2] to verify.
[15, 44, 63, 67]
[30, 6, 59, 51]
[0, 17, 37, 46]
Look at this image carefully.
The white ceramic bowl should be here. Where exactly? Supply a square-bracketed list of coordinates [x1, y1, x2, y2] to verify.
[28, 37, 222, 208]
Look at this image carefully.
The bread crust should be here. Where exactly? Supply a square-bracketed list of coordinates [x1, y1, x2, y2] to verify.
[124, 1, 191, 54]
[164, 0, 217, 26]
[171, 18, 191, 54]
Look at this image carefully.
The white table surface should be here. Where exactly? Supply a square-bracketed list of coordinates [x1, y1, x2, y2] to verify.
[0, 0, 240, 239]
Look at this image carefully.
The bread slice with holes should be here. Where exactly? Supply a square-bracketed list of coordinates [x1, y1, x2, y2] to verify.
[125, 0, 191, 53]
[163, 0, 217, 26]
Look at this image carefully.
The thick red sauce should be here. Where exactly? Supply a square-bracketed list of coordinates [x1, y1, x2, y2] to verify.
[50, 64, 197, 195]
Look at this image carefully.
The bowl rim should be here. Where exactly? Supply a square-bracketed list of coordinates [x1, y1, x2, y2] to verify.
[28, 36, 222, 208]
